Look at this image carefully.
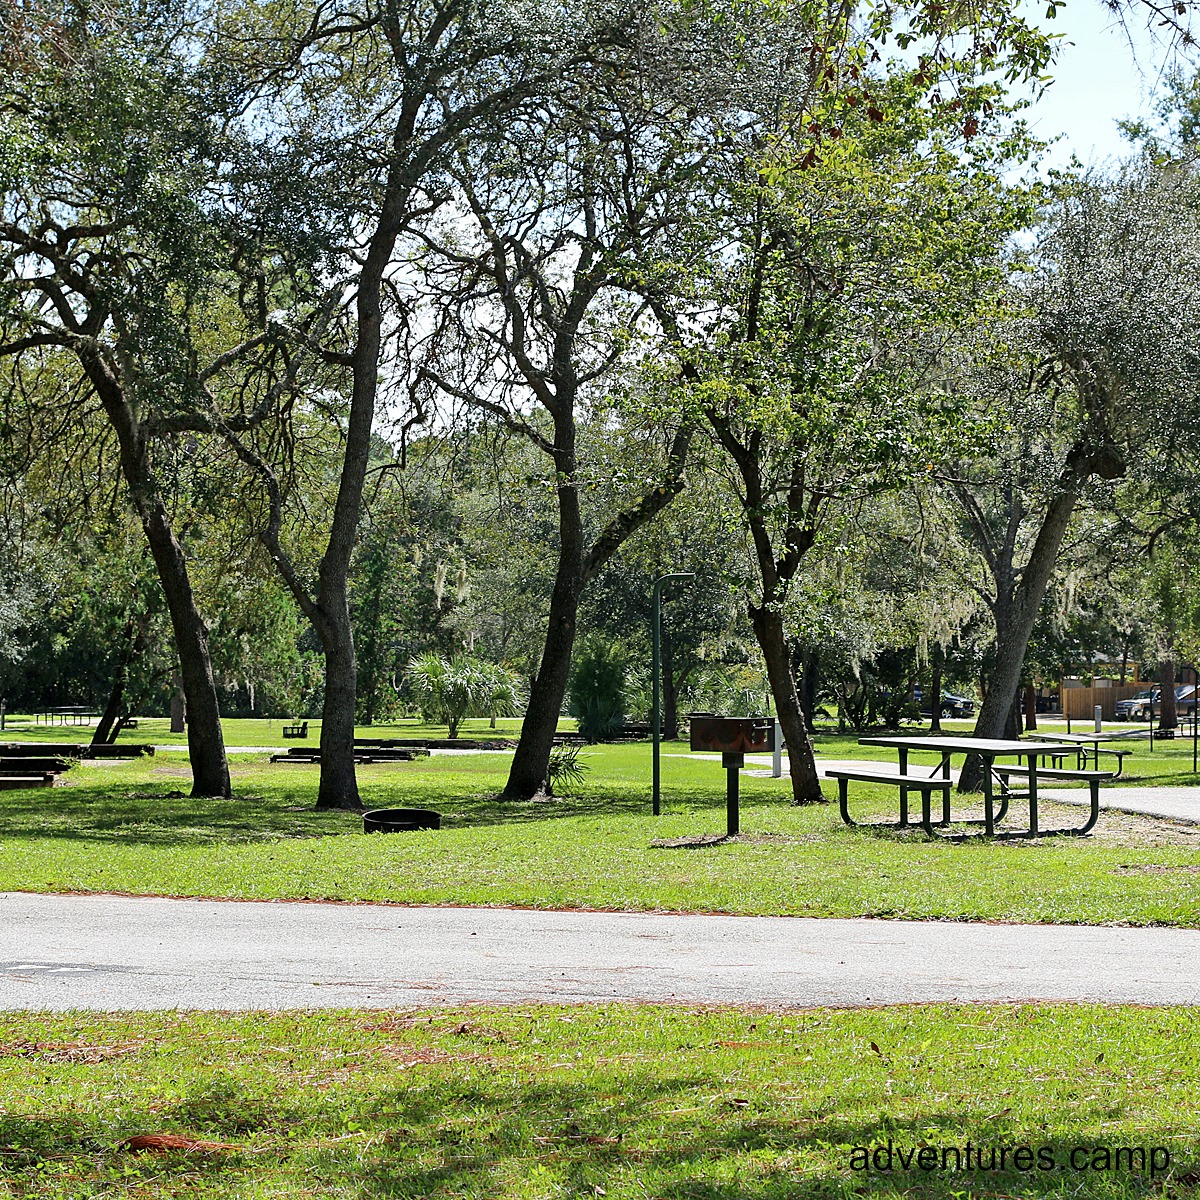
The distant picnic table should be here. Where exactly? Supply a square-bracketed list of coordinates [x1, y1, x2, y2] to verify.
[35, 707, 98, 726]
[1026, 730, 1148, 774]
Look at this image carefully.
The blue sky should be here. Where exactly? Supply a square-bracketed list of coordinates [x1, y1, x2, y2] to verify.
[1019, 0, 1192, 167]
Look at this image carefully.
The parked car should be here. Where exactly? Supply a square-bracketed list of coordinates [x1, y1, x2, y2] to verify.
[1115, 686, 1198, 721]
[913, 687, 976, 718]
[1114, 689, 1155, 721]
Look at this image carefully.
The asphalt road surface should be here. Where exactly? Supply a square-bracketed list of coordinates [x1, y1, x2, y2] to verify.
[2, 892, 1198, 1009]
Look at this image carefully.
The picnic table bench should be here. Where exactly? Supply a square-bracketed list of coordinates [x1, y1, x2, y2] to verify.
[991, 765, 1112, 836]
[826, 766, 957, 835]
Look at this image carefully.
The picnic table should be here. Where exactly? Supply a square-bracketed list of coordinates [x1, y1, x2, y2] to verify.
[1026, 730, 1147, 774]
[34, 706, 97, 726]
[832, 734, 1110, 839]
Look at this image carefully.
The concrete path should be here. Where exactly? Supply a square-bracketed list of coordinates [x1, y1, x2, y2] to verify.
[1043, 786, 1200, 824]
[1, 892, 1197, 1011]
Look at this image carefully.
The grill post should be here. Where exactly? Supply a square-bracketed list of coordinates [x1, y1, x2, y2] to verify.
[722, 752, 744, 836]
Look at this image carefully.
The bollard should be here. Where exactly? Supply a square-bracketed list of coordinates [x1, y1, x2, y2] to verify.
[1094, 704, 1102, 733]
[772, 719, 783, 778]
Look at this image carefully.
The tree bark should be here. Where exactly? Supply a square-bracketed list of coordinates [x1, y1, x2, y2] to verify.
[959, 489, 1080, 790]
[1024, 684, 1038, 731]
[142, 504, 230, 797]
[798, 646, 818, 732]
[502, 461, 585, 798]
[662, 635, 680, 740]
[929, 648, 943, 733]
[170, 677, 186, 734]
[1158, 659, 1178, 732]
[751, 604, 824, 804]
[83, 351, 230, 798]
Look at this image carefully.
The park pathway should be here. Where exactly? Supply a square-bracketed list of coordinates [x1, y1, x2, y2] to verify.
[1, 891, 1197, 1010]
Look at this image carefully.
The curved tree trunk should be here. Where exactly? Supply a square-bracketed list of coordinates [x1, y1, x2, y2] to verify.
[960, 490, 1079, 791]
[503, 583, 581, 798]
[92, 612, 151, 747]
[751, 604, 824, 804]
[141, 503, 231, 797]
[502, 480, 584, 799]
[84, 351, 230, 798]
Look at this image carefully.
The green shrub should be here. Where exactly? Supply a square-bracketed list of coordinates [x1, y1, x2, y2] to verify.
[568, 636, 626, 742]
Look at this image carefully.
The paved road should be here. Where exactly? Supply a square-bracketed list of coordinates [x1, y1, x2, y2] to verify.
[1043, 786, 1200, 824]
[1, 892, 1198, 1010]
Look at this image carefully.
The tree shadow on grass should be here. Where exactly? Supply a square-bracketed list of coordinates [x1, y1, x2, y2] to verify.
[0, 784, 362, 846]
[0, 774, 790, 847]
[2, 1047, 1196, 1200]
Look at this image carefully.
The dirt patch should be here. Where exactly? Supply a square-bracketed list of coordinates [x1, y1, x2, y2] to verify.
[1074, 805, 1200, 847]
[0, 1039, 141, 1064]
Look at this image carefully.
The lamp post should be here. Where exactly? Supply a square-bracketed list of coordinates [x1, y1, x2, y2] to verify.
[652, 572, 694, 815]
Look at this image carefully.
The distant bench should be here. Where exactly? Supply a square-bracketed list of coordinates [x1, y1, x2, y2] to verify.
[282, 721, 308, 739]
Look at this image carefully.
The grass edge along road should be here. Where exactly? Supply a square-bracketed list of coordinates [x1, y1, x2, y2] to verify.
[1, 734, 1199, 925]
[0, 1003, 1197, 1199]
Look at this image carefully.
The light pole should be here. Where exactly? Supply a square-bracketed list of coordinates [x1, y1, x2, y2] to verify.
[652, 572, 694, 815]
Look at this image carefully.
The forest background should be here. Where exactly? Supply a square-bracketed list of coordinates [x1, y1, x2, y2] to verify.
[4, 0, 1200, 810]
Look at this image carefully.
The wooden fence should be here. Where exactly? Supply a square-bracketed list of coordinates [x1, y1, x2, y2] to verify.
[1060, 684, 1144, 721]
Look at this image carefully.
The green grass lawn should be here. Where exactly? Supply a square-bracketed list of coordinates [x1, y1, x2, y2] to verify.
[1, 730, 1198, 925]
[0, 714, 538, 747]
[1, 1004, 1196, 1199]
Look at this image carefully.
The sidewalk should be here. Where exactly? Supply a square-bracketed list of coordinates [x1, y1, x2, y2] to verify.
[2, 891, 1197, 1011]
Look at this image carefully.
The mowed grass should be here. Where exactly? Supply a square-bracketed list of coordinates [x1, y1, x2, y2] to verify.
[2, 1004, 1198, 1200]
[0, 730, 1199, 924]
[0, 715, 531, 747]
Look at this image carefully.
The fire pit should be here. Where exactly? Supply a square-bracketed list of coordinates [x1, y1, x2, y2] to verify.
[362, 807, 441, 833]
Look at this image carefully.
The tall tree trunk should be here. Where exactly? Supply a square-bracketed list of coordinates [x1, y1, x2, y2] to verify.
[1158, 659, 1178, 732]
[960, 490, 1080, 790]
[85, 351, 230, 798]
[929, 647, 943, 733]
[316, 600, 361, 809]
[93, 667, 127, 748]
[1024, 684, 1038, 731]
[798, 646, 818, 731]
[93, 619, 135, 748]
[139, 504, 230, 796]
[958, 436, 1125, 790]
[750, 604, 824, 804]
[503, 584, 581, 798]
[499, 411, 689, 800]
[503, 534, 583, 799]
[662, 635, 680, 740]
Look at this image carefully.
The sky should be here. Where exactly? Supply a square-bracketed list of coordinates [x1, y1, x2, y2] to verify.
[1017, 0, 1192, 168]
